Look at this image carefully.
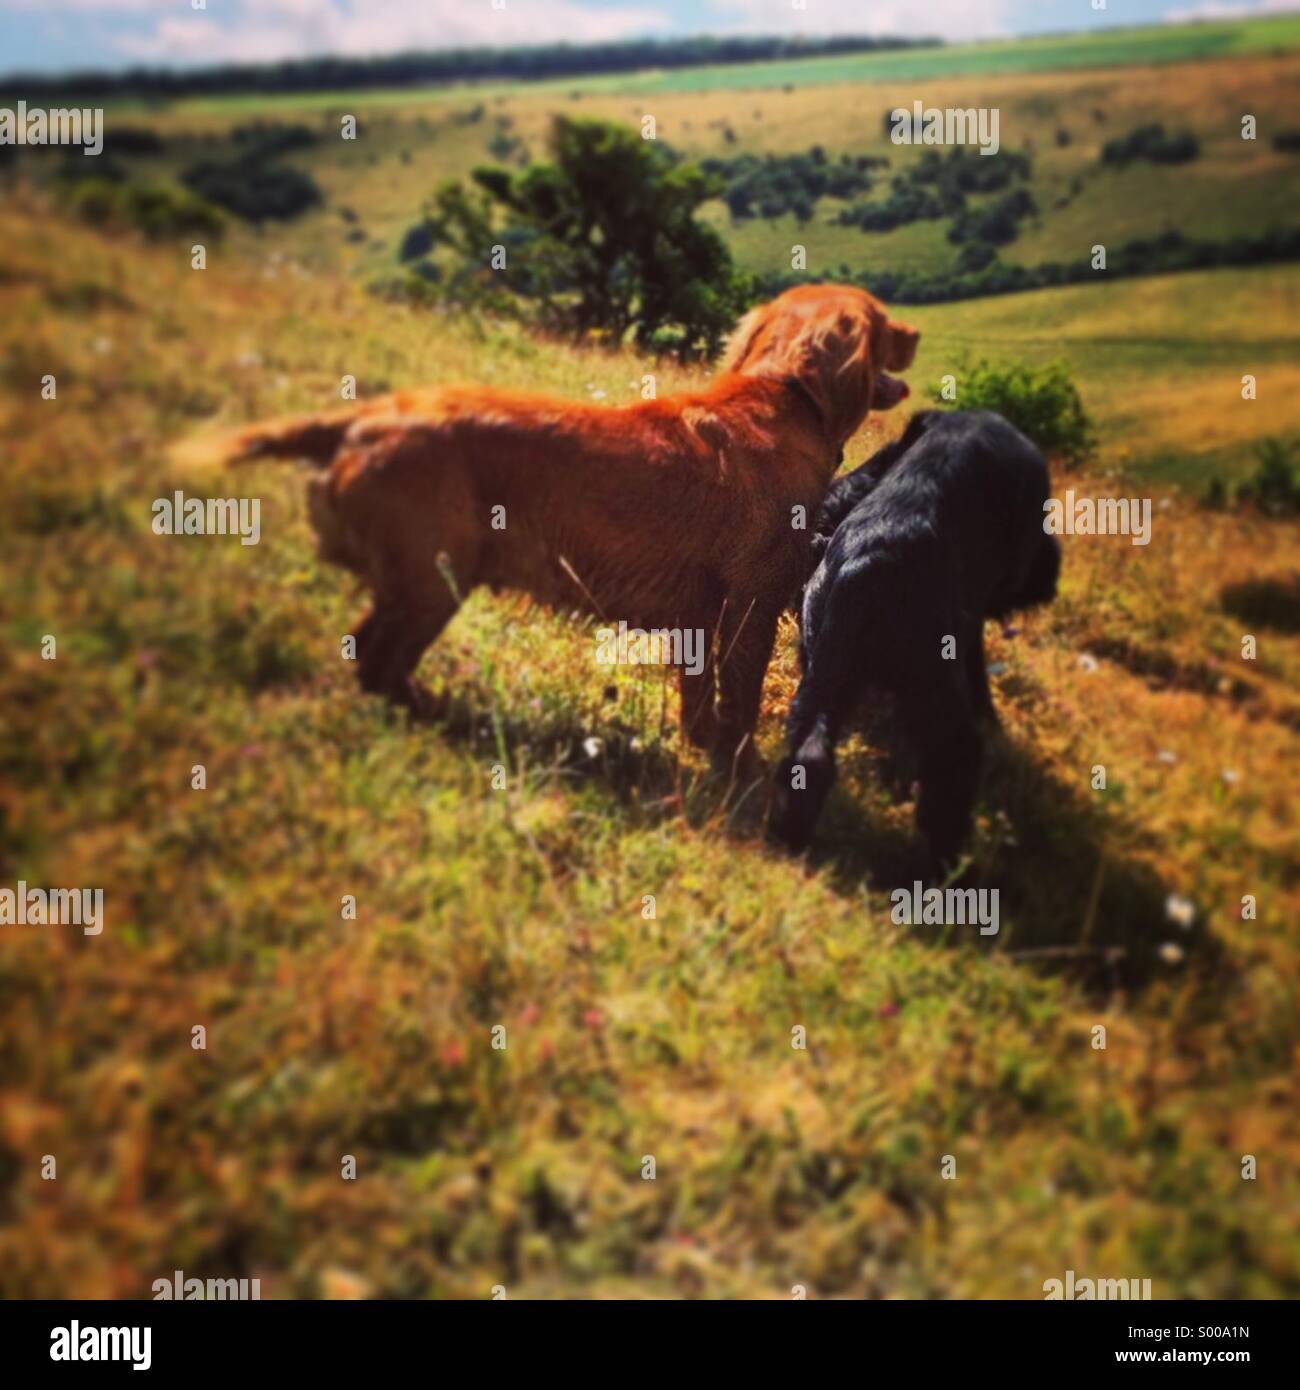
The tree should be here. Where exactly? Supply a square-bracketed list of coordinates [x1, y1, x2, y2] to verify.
[425, 117, 750, 359]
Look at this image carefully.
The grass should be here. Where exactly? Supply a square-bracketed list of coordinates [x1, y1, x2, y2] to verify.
[903, 264, 1300, 487]
[1, 186, 1298, 1299]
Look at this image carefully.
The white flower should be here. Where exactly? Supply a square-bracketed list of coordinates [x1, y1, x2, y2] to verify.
[1221, 768, 1240, 785]
[1156, 749, 1177, 765]
[590, 388, 607, 400]
[1158, 942, 1185, 965]
[1165, 894, 1196, 930]
[1078, 653, 1099, 673]
[582, 737, 603, 759]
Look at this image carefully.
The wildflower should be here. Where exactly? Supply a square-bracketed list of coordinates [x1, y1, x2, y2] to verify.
[1165, 894, 1196, 930]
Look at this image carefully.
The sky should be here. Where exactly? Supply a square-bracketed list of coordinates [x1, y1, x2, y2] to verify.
[0, 0, 1296, 75]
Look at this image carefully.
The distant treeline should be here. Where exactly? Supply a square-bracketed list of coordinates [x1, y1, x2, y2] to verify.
[756, 227, 1300, 306]
[1, 34, 939, 101]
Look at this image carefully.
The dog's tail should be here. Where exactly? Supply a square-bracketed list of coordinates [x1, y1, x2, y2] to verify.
[168, 409, 359, 483]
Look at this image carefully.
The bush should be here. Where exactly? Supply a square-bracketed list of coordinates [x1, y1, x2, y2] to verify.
[1203, 477, 1228, 511]
[839, 144, 1034, 237]
[1235, 438, 1300, 517]
[1102, 123, 1199, 167]
[908, 146, 1031, 197]
[426, 116, 749, 359]
[229, 121, 318, 160]
[955, 239, 997, 272]
[102, 126, 166, 157]
[181, 157, 321, 221]
[63, 177, 225, 240]
[836, 183, 943, 231]
[948, 188, 1037, 245]
[929, 357, 1095, 464]
[398, 222, 435, 262]
[703, 149, 881, 222]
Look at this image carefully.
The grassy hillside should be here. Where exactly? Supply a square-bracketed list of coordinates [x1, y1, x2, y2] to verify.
[75, 44, 1300, 432]
[1, 193, 1298, 1298]
[904, 265, 1300, 489]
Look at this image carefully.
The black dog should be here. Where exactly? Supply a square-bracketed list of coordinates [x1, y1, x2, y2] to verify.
[774, 410, 1061, 870]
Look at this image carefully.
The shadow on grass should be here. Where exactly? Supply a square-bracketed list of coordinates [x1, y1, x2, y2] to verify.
[795, 724, 1226, 998]
[394, 675, 1224, 998]
[416, 679, 769, 833]
[1220, 573, 1300, 635]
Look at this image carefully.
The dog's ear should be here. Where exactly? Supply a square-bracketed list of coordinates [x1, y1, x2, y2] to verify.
[720, 305, 769, 374]
[898, 410, 938, 449]
[885, 319, 920, 372]
[791, 304, 878, 448]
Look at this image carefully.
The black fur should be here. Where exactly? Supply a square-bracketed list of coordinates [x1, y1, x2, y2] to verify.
[775, 410, 1062, 871]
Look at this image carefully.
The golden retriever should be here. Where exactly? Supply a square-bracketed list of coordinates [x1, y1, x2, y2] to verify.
[195, 284, 918, 775]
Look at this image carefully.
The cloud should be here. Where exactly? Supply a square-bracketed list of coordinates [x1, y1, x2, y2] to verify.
[1163, 0, 1299, 18]
[9, 0, 1021, 73]
[701, 0, 1013, 42]
[6, 1, 177, 10]
[108, 0, 674, 65]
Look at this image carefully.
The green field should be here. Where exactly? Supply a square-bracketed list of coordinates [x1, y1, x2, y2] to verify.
[905, 265, 1300, 488]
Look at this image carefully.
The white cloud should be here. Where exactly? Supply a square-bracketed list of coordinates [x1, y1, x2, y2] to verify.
[702, 0, 1013, 42]
[1163, 0, 1299, 18]
[6, 1, 177, 10]
[11, 0, 1025, 72]
[109, 0, 673, 65]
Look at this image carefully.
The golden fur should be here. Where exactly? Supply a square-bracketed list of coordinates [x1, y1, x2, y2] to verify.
[195, 284, 919, 775]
